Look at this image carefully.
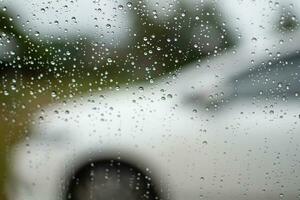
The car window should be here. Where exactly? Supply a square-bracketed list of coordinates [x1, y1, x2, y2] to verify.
[233, 53, 300, 99]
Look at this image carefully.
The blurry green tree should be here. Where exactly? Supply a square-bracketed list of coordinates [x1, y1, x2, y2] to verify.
[0, 1, 236, 84]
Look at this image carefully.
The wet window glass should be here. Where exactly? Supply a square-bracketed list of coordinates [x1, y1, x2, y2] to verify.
[233, 53, 300, 98]
[1, 1, 300, 200]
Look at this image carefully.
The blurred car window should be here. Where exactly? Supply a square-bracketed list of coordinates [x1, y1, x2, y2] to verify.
[233, 53, 300, 99]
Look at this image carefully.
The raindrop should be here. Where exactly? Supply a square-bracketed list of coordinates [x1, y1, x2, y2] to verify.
[39, 116, 44, 122]
[251, 37, 257, 42]
[3, 90, 9, 96]
[107, 57, 112, 63]
[126, 2, 132, 8]
[138, 87, 144, 91]
[11, 84, 16, 91]
[51, 91, 57, 98]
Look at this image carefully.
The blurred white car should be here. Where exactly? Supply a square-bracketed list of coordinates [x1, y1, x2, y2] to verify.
[7, 29, 300, 200]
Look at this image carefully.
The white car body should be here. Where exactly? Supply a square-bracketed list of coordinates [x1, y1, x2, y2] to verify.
[8, 31, 300, 200]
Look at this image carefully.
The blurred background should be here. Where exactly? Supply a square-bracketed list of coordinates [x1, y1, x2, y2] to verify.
[0, 0, 299, 199]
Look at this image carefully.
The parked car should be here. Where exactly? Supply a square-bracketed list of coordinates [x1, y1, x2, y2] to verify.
[7, 29, 300, 200]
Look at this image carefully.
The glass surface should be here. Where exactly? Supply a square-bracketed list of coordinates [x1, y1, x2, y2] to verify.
[1, 1, 300, 200]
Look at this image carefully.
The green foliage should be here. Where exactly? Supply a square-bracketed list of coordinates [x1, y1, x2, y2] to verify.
[0, 2, 236, 83]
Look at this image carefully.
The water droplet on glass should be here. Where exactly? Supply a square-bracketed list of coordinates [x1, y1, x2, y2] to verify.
[251, 37, 257, 42]
[126, 2, 132, 8]
[51, 91, 57, 98]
